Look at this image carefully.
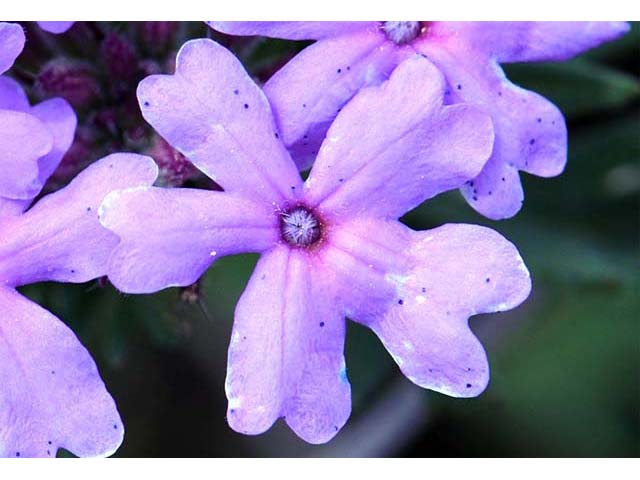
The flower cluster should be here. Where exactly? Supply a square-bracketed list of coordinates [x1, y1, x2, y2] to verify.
[0, 21, 629, 455]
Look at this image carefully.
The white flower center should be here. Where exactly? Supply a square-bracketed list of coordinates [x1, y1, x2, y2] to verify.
[280, 207, 321, 247]
[382, 21, 422, 45]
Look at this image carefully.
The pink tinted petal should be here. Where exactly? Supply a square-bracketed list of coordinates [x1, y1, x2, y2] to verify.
[137, 39, 301, 203]
[0, 153, 157, 287]
[37, 21, 74, 34]
[447, 21, 630, 63]
[0, 287, 122, 458]
[0, 110, 53, 200]
[305, 56, 494, 219]
[265, 29, 401, 169]
[0, 76, 30, 110]
[0, 22, 24, 75]
[227, 247, 350, 444]
[326, 219, 530, 397]
[30, 98, 77, 185]
[101, 188, 279, 294]
[417, 43, 566, 219]
[208, 21, 374, 40]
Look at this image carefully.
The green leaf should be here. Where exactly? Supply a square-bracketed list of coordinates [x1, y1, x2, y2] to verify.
[504, 59, 640, 119]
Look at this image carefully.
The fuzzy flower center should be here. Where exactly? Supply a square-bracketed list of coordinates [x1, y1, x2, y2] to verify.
[382, 21, 422, 45]
[280, 206, 322, 247]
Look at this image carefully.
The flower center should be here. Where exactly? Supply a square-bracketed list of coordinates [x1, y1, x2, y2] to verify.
[382, 21, 422, 45]
[280, 206, 322, 248]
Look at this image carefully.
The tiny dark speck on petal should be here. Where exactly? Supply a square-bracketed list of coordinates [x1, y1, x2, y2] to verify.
[233, 89, 239, 95]
[347, 66, 351, 70]
[337, 68, 342, 73]
[47, 450, 51, 456]
[86, 207, 92, 212]
[109, 164, 113, 168]
[421, 287, 426, 293]
[261, 274, 266, 280]
[488, 190, 493, 195]
[243, 103, 249, 109]
[291, 185, 296, 190]
[529, 138, 536, 145]
[469, 181, 474, 187]
[143, 101, 149, 107]
[485, 277, 490, 283]
[51, 370, 55, 374]
[274, 132, 279, 139]
[498, 91, 502, 96]
[501, 177, 506, 182]
[473, 196, 478, 201]
[537, 117, 542, 123]
[466, 383, 472, 388]
[398, 299, 404, 305]
[456, 84, 462, 90]
[467, 367, 472, 371]
[319, 322, 325, 327]
[48, 441, 52, 445]
[338, 178, 344, 182]
[334, 425, 339, 431]
[71, 269, 75, 273]
[113, 424, 118, 429]
[302, 103, 307, 108]
[16, 452, 20, 457]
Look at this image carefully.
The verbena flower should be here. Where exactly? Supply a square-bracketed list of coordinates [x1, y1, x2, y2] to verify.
[209, 21, 629, 219]
[37, 21, 75, 34]
[100, 39, 531, 443]
[0, 21, 75, 216]
[0, 153, 156, 458]
[0, 22, 159, 457]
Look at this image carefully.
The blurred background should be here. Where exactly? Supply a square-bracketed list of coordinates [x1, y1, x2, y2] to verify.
[11, 21, 639, 457]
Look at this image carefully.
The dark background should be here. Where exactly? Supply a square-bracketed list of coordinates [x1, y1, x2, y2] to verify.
[12, 21, 639, 457]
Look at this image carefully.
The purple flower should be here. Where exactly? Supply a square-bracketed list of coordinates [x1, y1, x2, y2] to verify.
[1, 22, 158, 457]
[100, 39, 531, 444]
[0, 153, 156, 458]
[37, 21, 75, 34]
[0, 22, 76, 214]
[209, 21, 629, 219]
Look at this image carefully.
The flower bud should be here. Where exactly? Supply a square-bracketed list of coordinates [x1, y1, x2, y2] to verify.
[35, 58, 100, 109]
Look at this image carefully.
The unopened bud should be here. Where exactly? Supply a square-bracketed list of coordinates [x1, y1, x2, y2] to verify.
[35, 59, 100, 109]
[101, 32, 138, 81]
[147, 135, 197, 187]
[140, 22, 178, 56]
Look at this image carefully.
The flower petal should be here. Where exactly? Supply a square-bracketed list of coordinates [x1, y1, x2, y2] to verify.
[439, 21, 630, 63]
[305, 55, 494, 219]
[417, 41, 567, 219]
[264, 28, 401, 169]
[226, 246, 351, 444]
[100, 187, 280, 294]
[0, 76, 30, 111]
[208, 21, 375, 40]
[29, 98, 77, 186]
[37, 21, 75, 34]
[0, 22, 24, 75]
[0, 287, 122, 458]
[0, 109, 53, 200]
[0, 153, 157, 287]
[137, 38, 301, 203]
[324, 219, 531, 397]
